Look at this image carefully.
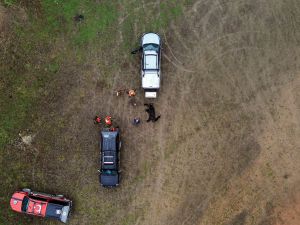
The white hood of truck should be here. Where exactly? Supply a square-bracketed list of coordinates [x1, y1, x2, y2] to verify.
[142, 33, 160, 45]
[142, 72, 160, 89]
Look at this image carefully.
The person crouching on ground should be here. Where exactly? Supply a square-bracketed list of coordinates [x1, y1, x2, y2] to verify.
[127, 89, 136, 97]
[132, 117, 141, 125]
[105, 116, 112, 127]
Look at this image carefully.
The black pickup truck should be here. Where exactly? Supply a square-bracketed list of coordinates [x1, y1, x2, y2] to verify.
[99, 128, 121, 187]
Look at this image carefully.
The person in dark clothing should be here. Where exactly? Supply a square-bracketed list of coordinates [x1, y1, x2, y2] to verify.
[144, 103, 161, 122]
[132, 117, 141, 125]
[74, 14, 84, 22]
[131, 46, 142, 54]
[128, 98, 138, 107]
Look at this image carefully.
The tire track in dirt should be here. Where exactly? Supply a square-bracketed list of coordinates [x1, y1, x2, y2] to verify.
[198, 75, 300, 225]
[137, 1, 300, 225]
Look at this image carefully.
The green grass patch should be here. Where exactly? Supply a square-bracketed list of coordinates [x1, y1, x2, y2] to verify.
[120, 0, 185, 51]
[0, 60, 60, 148]
[40, 0, 118, 45]
[121, 214, 137, 225]
[2, 0, 16, 7]
[0, 0, 119, 148]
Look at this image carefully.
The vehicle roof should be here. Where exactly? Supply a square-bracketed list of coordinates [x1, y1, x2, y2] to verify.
[101, 131, 118, 150]
[27, 198, 48, 216]
[144, 52, 158, 70]
[142, 33, 160, 45]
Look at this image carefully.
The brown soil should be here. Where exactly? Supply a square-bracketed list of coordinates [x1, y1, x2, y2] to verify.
[274, 189, 300, 225]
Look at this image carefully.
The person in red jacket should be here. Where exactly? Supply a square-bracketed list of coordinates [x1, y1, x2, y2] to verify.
[105, 116, 112, 126]
[94, 116, 101, 124]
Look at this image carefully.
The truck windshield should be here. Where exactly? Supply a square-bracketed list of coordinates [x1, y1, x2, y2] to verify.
[21, 197, 29, 212]
[143, 43, 159, 52]
[102, 170, 117, 175]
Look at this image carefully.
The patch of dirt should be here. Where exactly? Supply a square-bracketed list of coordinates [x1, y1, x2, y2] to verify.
[274, 189, 300, 225]
[227, 211, 248, 225]
[0, 5, 27, 35]
[19, 133, 36, 145]
[0, 4, 9, 34]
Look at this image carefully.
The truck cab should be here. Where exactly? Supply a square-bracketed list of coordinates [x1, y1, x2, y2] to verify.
[141, 33, 161, 98]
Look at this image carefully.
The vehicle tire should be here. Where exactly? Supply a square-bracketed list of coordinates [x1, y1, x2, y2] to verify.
[56, 194, 64, 198]
[22, 188, 31, 194]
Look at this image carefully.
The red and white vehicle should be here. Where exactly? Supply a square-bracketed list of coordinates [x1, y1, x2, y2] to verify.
[10, 188, 72, 223]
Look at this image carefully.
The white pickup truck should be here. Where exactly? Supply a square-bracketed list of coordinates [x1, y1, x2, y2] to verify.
[141, 33, 161, 98]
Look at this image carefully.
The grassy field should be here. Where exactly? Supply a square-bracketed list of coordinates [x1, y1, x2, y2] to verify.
[0, 0, 188, 224]
[1, 0, 300, 225]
